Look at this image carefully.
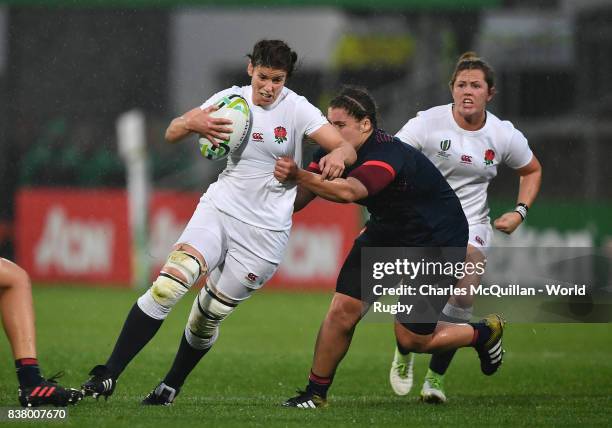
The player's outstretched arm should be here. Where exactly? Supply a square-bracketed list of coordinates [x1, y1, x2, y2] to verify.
[165, 105, 233, 146]
[274, 157, 367, 203]
[299, 171, 367, 203]
[494, 154, 542, 234]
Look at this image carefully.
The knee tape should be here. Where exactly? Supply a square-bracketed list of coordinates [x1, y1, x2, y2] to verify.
[186, 285, 237, 349]
[166, 250, 204, 283]
[150, 250, 204, 309]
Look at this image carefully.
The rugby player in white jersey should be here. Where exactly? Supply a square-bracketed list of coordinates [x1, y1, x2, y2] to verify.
[389, 52, 542, 403]
[80, 39, 356, 405]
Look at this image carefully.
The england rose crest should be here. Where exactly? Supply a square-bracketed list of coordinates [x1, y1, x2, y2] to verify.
[274, 126, 287, 144]
[484, 149, 495, 166]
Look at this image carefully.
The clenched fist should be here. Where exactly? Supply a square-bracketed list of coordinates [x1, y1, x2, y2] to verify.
[274, 157, 298, 183]
[493, 211, 523, 234]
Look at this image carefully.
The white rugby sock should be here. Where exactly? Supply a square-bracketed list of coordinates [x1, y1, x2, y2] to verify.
[137, 289, 170, 320]
[441, 303, 473, 323]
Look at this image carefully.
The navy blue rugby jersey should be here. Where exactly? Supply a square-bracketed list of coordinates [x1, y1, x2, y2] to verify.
[309, 129, 467, 247]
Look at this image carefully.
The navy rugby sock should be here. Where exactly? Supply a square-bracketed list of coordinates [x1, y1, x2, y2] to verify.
[105, 303, 163, 378]
[429, 350, 457, 376]
[469, 321, 489, 348]
[16, 358, 43, 387]
[396, 339, 411, 356]
[306, 371, 333, 399]
[163, 333, 211, 389]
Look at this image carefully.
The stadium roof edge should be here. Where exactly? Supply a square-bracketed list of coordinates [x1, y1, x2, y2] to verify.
[0, 0, 501, 11]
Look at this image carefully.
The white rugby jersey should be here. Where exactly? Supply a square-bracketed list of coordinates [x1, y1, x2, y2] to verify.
[200, 85, 327, 231]
[395, 104, 533, 225]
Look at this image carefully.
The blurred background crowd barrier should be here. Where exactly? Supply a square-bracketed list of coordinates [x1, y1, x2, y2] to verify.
[0, 0, 610, 289]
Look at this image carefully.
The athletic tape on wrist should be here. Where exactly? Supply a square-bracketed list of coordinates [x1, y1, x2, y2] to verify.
[514, 203, 529, 221]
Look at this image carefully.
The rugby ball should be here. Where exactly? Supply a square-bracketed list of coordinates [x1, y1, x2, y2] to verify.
[199, 94, 252, 161]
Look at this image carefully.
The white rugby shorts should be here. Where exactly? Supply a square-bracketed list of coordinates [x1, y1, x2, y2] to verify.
[176, 196, 289, 293]
[468, 222, 493, 257]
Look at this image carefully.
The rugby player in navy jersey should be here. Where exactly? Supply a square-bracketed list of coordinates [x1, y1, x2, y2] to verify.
[0, 258, 82, 407]
[274, 87, 505, 408]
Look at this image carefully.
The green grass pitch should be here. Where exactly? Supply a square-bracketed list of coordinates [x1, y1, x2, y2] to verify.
[1, 286, 611, 427]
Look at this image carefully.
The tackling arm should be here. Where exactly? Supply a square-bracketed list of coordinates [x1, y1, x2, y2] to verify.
[275, 156, 395, 205]
[294, 186, 317, 212]
[308, 124, 357, 180]
[295, 169, 368, 203]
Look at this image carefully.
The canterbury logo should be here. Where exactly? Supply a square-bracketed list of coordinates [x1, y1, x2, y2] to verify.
[252, 132, 263, 141]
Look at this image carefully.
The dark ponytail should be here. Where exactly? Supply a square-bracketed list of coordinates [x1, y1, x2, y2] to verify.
[329, 86, 378, 128]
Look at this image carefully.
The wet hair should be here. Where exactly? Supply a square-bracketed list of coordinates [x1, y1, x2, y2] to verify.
[449, 51, 496, 92]
[329, 86, 378, 128]
[247, 39, 298, 77]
